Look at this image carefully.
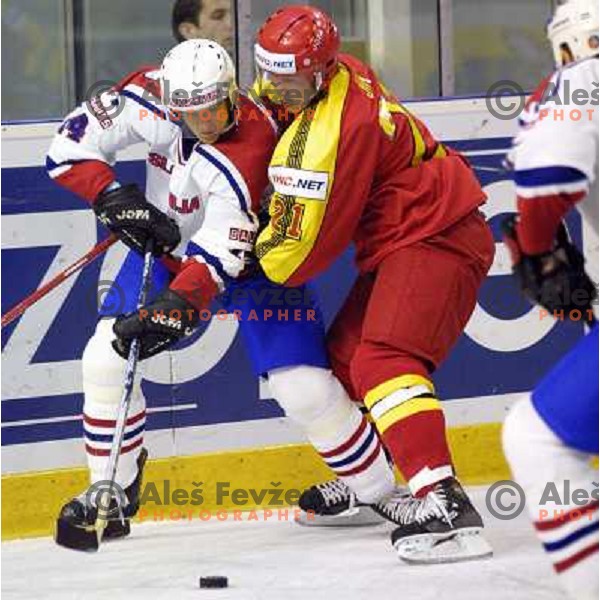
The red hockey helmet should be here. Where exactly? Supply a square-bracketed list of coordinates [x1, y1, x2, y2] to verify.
[255, 5, 340, 91]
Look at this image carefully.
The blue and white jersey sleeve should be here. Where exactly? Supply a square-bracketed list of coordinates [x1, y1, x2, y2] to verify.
[184, 144, 259, 291]
[511, 58, 599, 200]
[46, 69, 180, 200]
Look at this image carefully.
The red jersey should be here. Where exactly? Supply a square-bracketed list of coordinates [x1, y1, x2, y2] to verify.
[255, 54, 486, 285]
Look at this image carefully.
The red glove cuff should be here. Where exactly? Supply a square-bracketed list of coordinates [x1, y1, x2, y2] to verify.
[169, 259, 219, 312]
[516, 192, 585, 255]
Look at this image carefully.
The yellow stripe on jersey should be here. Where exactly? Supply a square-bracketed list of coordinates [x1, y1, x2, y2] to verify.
[251, 75, 282, 106]
[376, 397, 442, 433]
[250, 77, 262, 101]
[364, 374, 440, 434]
[364, 374, 435, 409]
[386, 101, 427, 166]
[378, 82, 427, 166]
[256, 65, 351, 284]
[433, 143, 448, 159]
[380, 82, 449, 166]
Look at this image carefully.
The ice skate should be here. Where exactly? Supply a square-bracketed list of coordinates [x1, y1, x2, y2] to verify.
[296, 479, 387, 527]
[55, 448, 148, 550]
[384, 478, 493, 564]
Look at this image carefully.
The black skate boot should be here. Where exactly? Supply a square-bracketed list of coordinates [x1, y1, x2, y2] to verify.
[382, 477, 492, 564]
[55, 448, 148, 551]
[297, 478, 387, 527]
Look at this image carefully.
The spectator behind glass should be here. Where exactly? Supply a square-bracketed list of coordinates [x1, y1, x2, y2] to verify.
[171, 0, 233, 54]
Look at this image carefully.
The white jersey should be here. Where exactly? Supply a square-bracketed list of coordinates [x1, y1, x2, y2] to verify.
[47, 68, 277, 291]
[510, 57, 599, 233]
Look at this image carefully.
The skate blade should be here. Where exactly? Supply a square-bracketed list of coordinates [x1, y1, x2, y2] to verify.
[393, 527, 493, 565]
[295, 506, 386, 527]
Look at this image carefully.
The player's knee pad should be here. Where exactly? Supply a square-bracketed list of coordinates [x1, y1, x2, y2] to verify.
[503, 395, 555, 468]
[82, 319, 146, 488]
[82, 319, 125, 388]
[504, 396, 598, 600]
[503, 395, 593, 494]
[269, 366, 395, 504]
[267, 365, 356, 435]
[82, 318, 144, 410]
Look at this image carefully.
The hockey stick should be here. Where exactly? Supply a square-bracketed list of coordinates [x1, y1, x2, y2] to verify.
[1, 235, 117, 328]
[92, 239, 155, 550]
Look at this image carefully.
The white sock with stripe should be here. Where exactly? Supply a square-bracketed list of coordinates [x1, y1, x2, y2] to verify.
[82, 319, 146, 490]
[268, 365, 395, 504]
[503, 396, 598, 600]
[313, 404, 395, 504]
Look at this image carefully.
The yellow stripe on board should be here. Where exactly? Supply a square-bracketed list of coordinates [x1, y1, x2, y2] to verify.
[2, 424, 512, 541]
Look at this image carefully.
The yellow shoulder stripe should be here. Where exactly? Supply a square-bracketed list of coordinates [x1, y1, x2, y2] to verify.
[433, 143, 448, 158]
[250, 77, 262, 101]
[256, 66, 351, 284]
[385, 101, 427, 167]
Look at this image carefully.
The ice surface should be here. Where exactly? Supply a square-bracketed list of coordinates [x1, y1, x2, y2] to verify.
[2, 487, 566, 600]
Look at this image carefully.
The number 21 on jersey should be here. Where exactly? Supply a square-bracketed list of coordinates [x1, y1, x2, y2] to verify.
[271, 196, 305, 241]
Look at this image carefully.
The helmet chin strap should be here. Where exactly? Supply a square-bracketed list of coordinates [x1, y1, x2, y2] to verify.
[219, 100, 238, 136]
[315, 71, 323, 91]
[293, 70, 323, 110]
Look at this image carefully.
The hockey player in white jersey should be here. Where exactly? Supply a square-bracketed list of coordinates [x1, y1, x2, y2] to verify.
[47, 39, 398, 550]
[502, 2, 599, 598]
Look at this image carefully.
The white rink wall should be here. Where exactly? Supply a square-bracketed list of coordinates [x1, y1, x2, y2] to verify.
[2, 98, 598, 541]
[2, 97, 597, 475]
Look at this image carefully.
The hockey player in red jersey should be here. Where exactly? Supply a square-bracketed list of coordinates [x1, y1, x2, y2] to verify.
[253, 5, 495, 563]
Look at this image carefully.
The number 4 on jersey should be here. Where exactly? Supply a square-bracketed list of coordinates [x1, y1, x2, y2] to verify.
[58, 113, 89, 143]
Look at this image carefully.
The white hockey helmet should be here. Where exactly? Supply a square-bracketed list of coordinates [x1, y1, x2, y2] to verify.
[160, 39, 237, 112]
[547, 0, 599, 67]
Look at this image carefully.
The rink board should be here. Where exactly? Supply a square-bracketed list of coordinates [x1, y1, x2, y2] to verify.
[1, 98, 595, 539]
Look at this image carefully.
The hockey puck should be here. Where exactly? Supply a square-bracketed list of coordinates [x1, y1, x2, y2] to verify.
[199, 576, 228, 589]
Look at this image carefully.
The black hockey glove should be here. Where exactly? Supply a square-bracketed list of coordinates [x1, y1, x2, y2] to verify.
[112, 289, 199, 360]
[502, 215, 596, 318]
[94, 183, 181, 257]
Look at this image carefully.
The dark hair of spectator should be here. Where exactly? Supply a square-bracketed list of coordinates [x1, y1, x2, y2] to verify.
[172, 0, 202, 42]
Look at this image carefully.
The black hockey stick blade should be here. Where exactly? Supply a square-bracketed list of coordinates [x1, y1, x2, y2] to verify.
[55, 514, 131, 552]
[55, 519, 100, 552]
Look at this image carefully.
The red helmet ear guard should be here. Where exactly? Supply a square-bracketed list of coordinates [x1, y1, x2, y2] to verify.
[256, 4, 340, 89]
